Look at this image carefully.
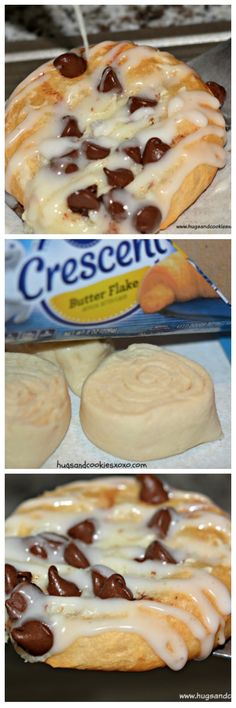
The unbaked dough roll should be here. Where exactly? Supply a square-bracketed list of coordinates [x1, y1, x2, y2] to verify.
[5, 353, 71, 468]
[7, 340, 114, 396]
[80, 344, 222, 460]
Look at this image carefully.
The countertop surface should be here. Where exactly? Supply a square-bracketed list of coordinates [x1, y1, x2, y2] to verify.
[5, 4, 231, 42]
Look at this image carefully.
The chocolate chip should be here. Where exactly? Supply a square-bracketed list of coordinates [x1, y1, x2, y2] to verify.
[5, 581, 43, 620]
[67, 185, 100, 215]
[143, 540, 176, 564]
[29, 543, 47, 559]
[61, 116, 83, 138]
[68, 519, 95, 544]
[128, 96, 158, 114]
[123, 145, 142, 164]
[104, 167, 134, 187]
[5, 564, 17, 594]
[65, 163, 78, 173]
[47, 565, 81, 596]
[103, 190, 127, 221]
[135, 205, 162, 233]
[143, 137, 170, 165]
[84, 141, 110, 160]
[206, 81, 227, 106]
[139, 475, 168, 504]
[148, 508, 172, 538]
[5, 589, 27, 620]
[12, 620, 53, 656]
[97, 66, 122, 93]
[92, 570, 133, 600]
[53, 52, 87, 79]
[64, 542, 89, 568]
[5, 565, 33, 595]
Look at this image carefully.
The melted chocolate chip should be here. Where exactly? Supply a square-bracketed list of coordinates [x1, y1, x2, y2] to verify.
[139, 475, 168, 504]
[143, 540, 176, 564]
[67, 185, 100, 215]
[206, 81, 227, 106]
[64, 542, 89, 568]
[6, 582, 43, 620]
[92, 570, 133, 600]
[5, 589, 27, 620]
[84, 141, 110, 160]
[123, 145, 142, 164]
[29, 543, 47, 559]
[65, 163, 79, 174]
[104, 167, 134, 188]
[143, 137, 170, 165]
[50, 157, 68, 174]
[97, 66, 122, 93]
[12, 620, 53, 656]
[148, 508, 172, 538]
[5, 564, 17, 594]
[54, 52, 87, 79]
[5, 564, 32, 595]
[68, 519, 95, 544]
[61, 116, 83, 138]
[103, 190, 127, 221]
[47, 565, 81, 596]
[135, 205, 162, 234]
[128, 96, 158, 114]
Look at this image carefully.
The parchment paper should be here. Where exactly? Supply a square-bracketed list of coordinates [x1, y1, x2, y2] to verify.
[5, 42, 231, 235]
[43, 339, 231, 471]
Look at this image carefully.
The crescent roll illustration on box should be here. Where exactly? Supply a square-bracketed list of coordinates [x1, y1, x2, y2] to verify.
[5, 41, 227, 234]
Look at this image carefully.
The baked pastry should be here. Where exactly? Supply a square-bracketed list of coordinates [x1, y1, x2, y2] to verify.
[5, 352, 71, 468]
[5, 41, 226, 234]
[138, 250, 217, 313]
[80, 343, 222, 460]
[5, 474, 231, 671]
[6, 340, 114, 396]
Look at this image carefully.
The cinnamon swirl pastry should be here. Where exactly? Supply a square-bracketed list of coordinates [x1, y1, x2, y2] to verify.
[5, 353, 71, 468]
[5, 41, 226, 234]
[5, 475, 231, 671]
[80, 343, 222, 460]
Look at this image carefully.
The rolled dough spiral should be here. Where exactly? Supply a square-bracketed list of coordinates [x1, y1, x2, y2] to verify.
[80, 344, 222, 460]
[5, 353, 71, 468]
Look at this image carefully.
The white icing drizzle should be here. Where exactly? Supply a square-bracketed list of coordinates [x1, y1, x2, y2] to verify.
[5, 41, 226, 233]
[5, 477, 231, 670]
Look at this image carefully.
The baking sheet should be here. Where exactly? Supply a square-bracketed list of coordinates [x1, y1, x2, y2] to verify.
[43, 339, 231, 471]
[5, 40, 231, 235]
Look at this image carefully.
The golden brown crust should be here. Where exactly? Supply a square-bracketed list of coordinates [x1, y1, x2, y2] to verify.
[5, 42, 226, 232]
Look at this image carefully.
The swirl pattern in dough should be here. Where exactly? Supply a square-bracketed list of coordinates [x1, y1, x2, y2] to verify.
[5, 41, 226, 234]
[5, 353, 71, 468]
[80, 343, 222, 460]
[5, 475, 231, 671]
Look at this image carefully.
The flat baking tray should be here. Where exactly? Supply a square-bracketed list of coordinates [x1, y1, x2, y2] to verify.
[5, 473, 231, 702]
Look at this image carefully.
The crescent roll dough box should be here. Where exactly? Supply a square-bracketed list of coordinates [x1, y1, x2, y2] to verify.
[5, 238, 231, 469]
